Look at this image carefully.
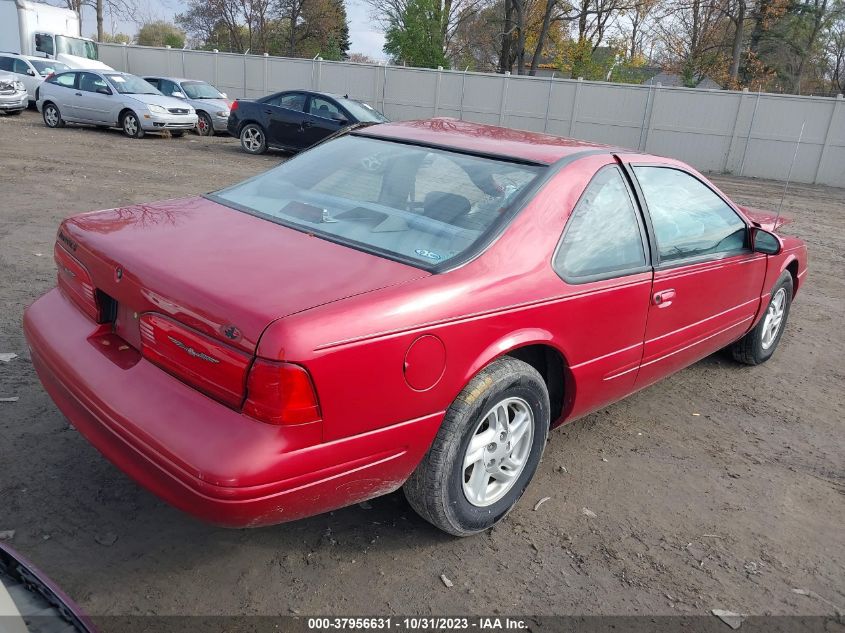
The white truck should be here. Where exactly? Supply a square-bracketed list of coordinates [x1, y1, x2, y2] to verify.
[0, 0, 111, 69]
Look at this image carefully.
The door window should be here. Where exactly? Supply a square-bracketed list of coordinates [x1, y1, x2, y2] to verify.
[53, 72, 77, 88]
[553, 165, 647, 280]
[35, 33, 54, 56]
[0, 57, 12, 72]
[159, 79, 180, 96]
[12, 59, 29, 75]
[633, 167, 748, 263]
[265, 92, 306, 111]
[79, 72, 108, 93]
[308, 96, 343, 120]
[145, 78, 160, 89]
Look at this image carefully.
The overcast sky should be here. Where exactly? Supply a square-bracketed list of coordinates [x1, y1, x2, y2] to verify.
[81, 0, 387, 59]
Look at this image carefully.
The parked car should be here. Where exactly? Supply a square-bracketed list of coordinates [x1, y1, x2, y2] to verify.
[1, 542, 98, 632]
[227, 89, 388, 154]
[143, 76, 231, 136]
[23, 119, 807, 536]
[0, 53, 70, 104]
[37, 70, 197, 137]
[0, 71, 27, 114]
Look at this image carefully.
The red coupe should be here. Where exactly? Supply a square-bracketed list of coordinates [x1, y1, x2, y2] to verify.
[24, 119, 808, 535]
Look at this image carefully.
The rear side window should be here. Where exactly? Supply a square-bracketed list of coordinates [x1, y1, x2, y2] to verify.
[266, 92, 306, 111]
[12, 59, 29, 74]
[633, 166, 748, 263]
[51, 72, 76, 88]
[554, 165, 647, 280]
[0, 57, 12, 72]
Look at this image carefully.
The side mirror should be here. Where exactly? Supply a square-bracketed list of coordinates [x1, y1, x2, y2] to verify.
[172, 91, 185, 98]
[751, 227, 782, 255]
[27, 68, 36, 76]
[96, 86, 112, 95]
[331, 113, 348, 124]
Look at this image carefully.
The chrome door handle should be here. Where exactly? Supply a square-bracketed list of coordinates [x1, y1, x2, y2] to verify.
[653, 289, 676, 308]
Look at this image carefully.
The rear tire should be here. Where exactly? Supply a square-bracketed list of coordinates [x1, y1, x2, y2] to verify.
[404, 357, 550, 536]
[731, 271, 793, 365]
[121, 111, 144, 138]
[239, 123, 267, 154]
[42, 103, 64, 128]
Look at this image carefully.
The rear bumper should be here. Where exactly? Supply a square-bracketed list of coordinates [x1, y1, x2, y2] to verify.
[24, 289, 442, 527]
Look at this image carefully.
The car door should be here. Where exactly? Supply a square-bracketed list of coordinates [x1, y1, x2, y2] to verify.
[549, 163, 654, 419]
[11, 58, 37, 100]
[47, 72, 79, 117]
[262, 92, 310, 149]
[75, 72, 114, 123]
[301, 95, 347, 147]
[626, 163, 767, 389]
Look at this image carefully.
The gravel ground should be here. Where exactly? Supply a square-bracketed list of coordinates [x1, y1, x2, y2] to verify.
[0, 109, 843, 628]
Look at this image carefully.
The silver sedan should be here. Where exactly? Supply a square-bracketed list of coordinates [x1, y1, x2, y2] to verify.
[37, 70, 198, 137]
[143, 76, 231, 136]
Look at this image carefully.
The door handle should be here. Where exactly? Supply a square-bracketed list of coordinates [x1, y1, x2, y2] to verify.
[301, 120, 312, 128]
[652, 289, 676, 308]
[75, 92, 82, 96]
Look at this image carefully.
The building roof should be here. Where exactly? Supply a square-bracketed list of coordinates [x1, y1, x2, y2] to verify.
[356, 118, 616, 165]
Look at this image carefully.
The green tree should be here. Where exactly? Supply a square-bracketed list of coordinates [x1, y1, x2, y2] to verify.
[99, 32, 132, 44]
[137, 21, 186, 48]
[384, 0, 449, 67]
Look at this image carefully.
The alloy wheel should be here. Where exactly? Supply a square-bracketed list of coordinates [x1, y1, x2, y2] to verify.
[242, 126, 263, 152]
[44, 106, 58, 127]
[761, 287, 787, 350]
[123, 114, 139, 137]
[462, 397, 534, 507]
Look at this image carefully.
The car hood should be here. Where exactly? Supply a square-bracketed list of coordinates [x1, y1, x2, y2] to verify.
[187, 97, 231, 112]
[739, 205, 792, 232]
[126, 93, 194, 109]
[60, 196, 429, 353]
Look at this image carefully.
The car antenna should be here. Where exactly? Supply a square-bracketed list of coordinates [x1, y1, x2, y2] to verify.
[775, 119, 806, 225]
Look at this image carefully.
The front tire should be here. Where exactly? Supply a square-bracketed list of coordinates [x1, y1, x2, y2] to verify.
[42, 103, 65, 128]
[731, 271, 793, 365]
[121, 111, 144, 138]
[196, 112, 213, 136]
[239, 123, 267, 154]
[404, 357, 550, 536]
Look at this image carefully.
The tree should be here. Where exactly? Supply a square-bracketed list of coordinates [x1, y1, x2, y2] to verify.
[52, 0, 135, 42]
[100, 32, 132, 43]
[137, 21, 186, 48]
[384, 0, 450, 66]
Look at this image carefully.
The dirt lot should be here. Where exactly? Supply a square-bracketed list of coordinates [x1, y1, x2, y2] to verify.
[0, 109, 843, 627]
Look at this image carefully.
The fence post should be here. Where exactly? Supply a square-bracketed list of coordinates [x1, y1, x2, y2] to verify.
[568, 77, 583, 137]
[459, 67, 468, 120]
[499, 72, 510, 125]
[263, 53, 269, 93]
[181, 48, 186, 77]
[739, 90, 761, 177]
[122, 43, 129, 73]
[814, 93, 843, 184]
[641, 83, 660, 152]
[434, 66, 443, 117]
[724, 88, 749, 173]
[543, 73, 555, 132]
[243, 50, 249, 99]
[381, 63, 387, 113]
[213, 49, 219, 90]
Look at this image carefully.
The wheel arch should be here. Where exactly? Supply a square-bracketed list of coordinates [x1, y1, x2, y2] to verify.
[459, 330, 572, 428]
[784, 257, 800, 297]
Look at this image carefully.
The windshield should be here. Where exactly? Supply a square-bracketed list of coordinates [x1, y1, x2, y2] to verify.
[212, 136, 543, 268]
[105, 74, 160, 95]
[55, 36, 98, 60]
[181, 80, 224, 99]
[30, 59, 69, 76]
[337, 98, 388, 123]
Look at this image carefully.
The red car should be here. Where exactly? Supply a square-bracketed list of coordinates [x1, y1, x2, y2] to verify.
[24, 119, 807, 535]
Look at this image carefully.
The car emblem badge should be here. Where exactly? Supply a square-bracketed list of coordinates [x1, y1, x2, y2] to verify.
[167, 336, 219, 364]
[222, 325, 242, 341]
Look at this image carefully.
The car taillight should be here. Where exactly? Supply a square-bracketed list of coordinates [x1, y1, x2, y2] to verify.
[54, 243, 100, 322]
[139, 314, 250, 408]
[244, 360, 321, 425]
[230, 100, 239, 112]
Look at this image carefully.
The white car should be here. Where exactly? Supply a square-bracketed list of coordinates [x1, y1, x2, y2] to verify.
[0, 71, 27, 114]
[0, 53, 70, 104]
[37, 69, 198, 137]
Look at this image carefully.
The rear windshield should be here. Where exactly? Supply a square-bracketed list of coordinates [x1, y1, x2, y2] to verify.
[211, 135, 544, 268]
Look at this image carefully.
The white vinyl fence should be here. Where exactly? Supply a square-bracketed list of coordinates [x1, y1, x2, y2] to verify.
[99, 43, 845, 187]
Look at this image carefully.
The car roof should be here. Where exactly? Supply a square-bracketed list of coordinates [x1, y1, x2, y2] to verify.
[356, 118, 619, 165]
[144, 76, 203, 83]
